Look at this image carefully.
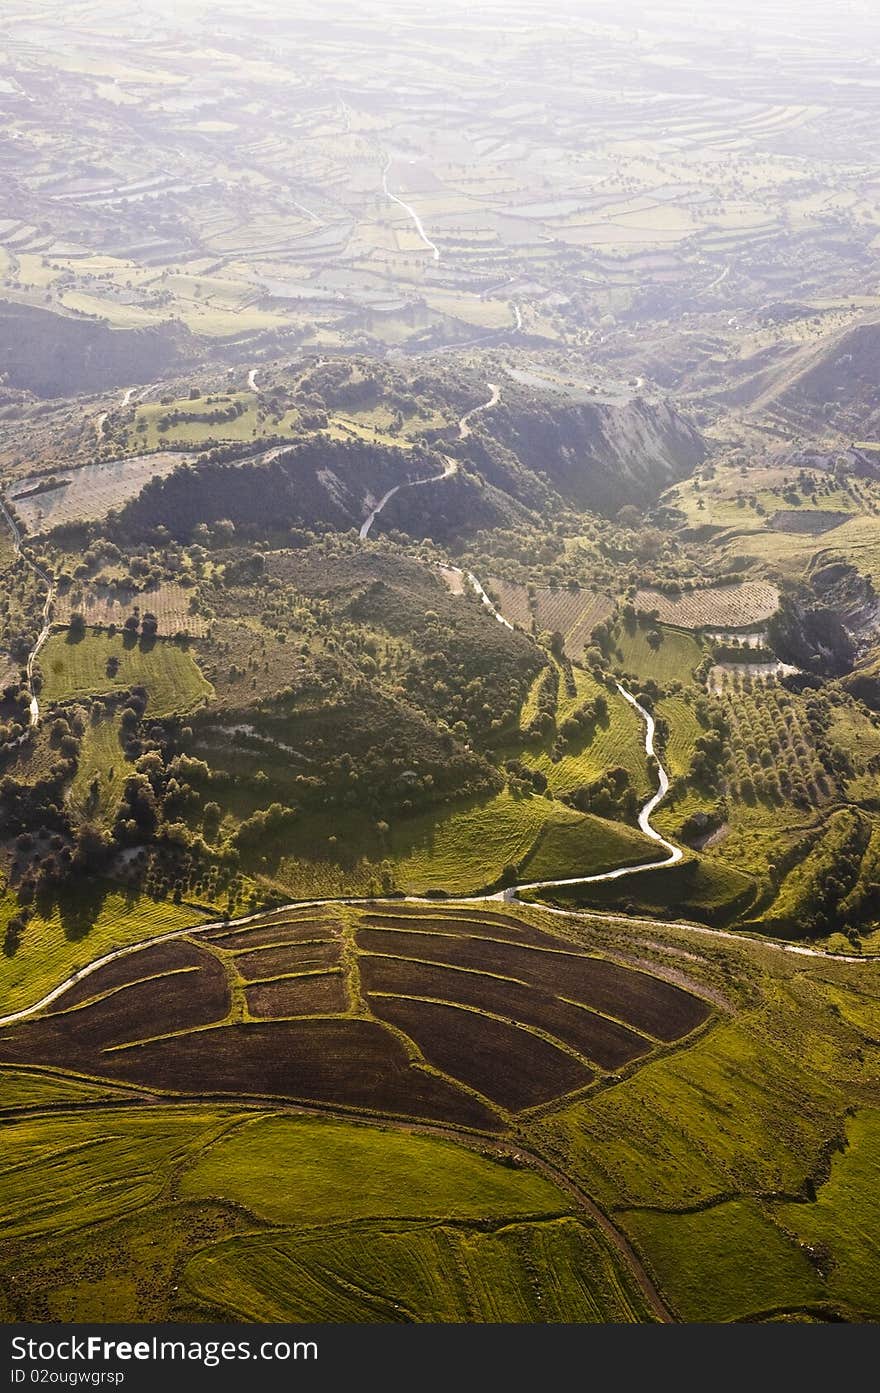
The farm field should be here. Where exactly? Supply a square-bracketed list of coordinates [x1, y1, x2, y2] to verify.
[0, 904, 713, 1124]
[489, 579, 615, 657]
[536, 927, 880, 1322]
[634, 582, 780, 630]
[10, 453, 189, 533]
[0, 1105, 652, 1323]
[38, 631, 212, 715]
[182, 1215, 652, 1323]
[54, 582, 208, 637]
[1, 903, 878, 1322]
[66, 711, 128, 824]
[654, 695, 704, 779]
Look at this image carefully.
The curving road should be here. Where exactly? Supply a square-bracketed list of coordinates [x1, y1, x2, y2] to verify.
[514, 684, 682, 895]
[382, 154, 440, 262]
[359, 383, 498, 539]
[458, 382, 499, 439]
[0, 494, 55, 726]
[359, 455, 458, 540]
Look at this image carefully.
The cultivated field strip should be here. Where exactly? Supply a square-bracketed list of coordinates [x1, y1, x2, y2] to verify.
[360, 955, 651, 1070]
[245, 972, 349, 1019]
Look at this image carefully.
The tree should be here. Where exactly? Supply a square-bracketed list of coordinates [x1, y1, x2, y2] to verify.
[73, 823, 111, 873]
[202, 801, 222, 839]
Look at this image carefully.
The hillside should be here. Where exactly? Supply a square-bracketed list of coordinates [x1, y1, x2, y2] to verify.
[0, 301, 197, 398]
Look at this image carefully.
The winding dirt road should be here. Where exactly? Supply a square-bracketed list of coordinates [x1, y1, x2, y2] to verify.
[458, 382, 499, 439]
[382, 154, 440, 262]
[358, 455, 458, 540]
[515, 684, 682, 894]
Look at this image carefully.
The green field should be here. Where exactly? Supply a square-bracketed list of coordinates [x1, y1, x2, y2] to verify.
[2, 901, 879, 1322]
[66, 712, 129, 824]
[39, 632, 213, 716]
[534, 934, 880, 1321]
[0, 1067, 146, 1110]
[183, 1215, 654, 1323]
[609, 624, 704, 687]
[624, 1200, 823, 1322]
[518, 810, 656, 881]
[129, 391, 299, 450]
[178, 1114, 562, 1224]
[655, 695, 704, 779]
[0, 1107, 653, 1322]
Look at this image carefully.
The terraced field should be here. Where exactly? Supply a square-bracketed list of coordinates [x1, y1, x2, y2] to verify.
[0, 905, 712, 1127]
[2, 901, 878, 1324]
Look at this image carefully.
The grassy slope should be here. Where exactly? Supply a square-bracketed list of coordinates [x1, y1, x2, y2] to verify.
[655, 695, 703, 779]
[537, 937, 880, 1322]
[39, 632, 212, 716]
[532, 854, 756, 926]
[624, 1200, 822, 1322]
[519, 811, 656, 881]
[0, 1067, 147, 1109]
[514, 669, 651, 798]
[270, 789, 655, 898]
[774, 1108, 880, 1321]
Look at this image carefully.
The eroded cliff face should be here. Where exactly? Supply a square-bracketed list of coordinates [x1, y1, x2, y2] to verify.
[481, 393, 706, 517]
